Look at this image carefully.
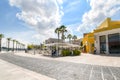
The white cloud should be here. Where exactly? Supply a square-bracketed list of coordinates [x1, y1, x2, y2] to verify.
[9, 0, 63, 43]
[66, 23, 80, 35]
[56, 0, 63, 4]
[77, 0, 120, 34]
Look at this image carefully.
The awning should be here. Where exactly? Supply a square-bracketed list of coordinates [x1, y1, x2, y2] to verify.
[45, 43, 80, 48]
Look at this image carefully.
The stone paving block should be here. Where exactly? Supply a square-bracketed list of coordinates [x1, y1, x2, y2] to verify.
[109, 67, 120, 79]
[102, 66, 115, 80]
[92, 65, 102, 73]
[89, 71, 103, 80]
[103, 74, 115, 80]
[78, 73, 90, 80]
[89, 65, 103, 80]
[0, 53, 120, 80]
[102, 66, 111, 74]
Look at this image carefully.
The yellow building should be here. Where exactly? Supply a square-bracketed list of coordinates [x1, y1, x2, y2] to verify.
[94, 18, 120, 54]
[82, 32, 94, 53]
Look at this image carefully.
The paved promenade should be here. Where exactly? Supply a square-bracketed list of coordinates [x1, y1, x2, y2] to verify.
[0, 57, 55, 80]
[16, 52, 120, 67]
[0, 53, 120, 80]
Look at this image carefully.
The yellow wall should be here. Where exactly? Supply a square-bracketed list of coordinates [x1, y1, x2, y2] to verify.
[97, 18, 111, 29]
[82, 33, 94, 53]
[94, 18, 120, 33]
[111, 21, 120, 27]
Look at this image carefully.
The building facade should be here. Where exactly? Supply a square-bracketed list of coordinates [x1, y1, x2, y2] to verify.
[45, 38, 63, 44]
[82, 32, 94, 53]
[94, 18, 120, 54]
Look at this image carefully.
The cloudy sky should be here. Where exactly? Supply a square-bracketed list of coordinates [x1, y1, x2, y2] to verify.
[0, 0, 120, 45]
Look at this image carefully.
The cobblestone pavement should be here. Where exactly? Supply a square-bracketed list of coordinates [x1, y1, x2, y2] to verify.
[0, 53, 120, 80]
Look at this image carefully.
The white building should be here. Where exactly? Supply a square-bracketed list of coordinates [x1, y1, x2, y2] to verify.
[45, 38, 63, 44]
[94, 18, 120, 54]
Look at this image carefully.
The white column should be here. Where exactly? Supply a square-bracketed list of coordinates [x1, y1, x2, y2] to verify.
[106, 35, 109, 54]
[95, 34, 100, 54]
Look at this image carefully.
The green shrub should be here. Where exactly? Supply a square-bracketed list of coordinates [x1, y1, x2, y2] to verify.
[61, 49, 71, 56]
[61, 50, 66, 56]
[73, 49, 81, 56]
[61, 49, 81, 56]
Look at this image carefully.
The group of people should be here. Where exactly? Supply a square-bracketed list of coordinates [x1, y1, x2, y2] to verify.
[51, 49, 57, 56]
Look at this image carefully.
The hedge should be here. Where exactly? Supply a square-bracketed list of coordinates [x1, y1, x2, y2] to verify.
[61, 49, 71, 56]
[61, 49, 81, 56]
[73, 49, 81, 56]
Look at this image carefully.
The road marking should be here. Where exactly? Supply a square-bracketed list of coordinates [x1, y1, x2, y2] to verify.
[101, 67, 105, 80]
[108, 67, 117, 80]
[89, 65, 93, 80]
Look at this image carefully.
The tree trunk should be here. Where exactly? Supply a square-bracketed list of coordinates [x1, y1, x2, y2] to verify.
[70, 39, 71, 43]
[0, 39, 1, 52]
[16, 43, 17, 51]
[58, 33, 60, 43]
[13, 41, 14, 51]
[8, 41, 10, 51]
[69, 38, 70, 43]
[62, 32, 64, 42]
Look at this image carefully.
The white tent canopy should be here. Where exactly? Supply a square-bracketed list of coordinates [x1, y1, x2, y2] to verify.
[45, 43, 80, 48]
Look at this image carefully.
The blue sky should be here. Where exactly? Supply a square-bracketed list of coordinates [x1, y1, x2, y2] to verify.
[0, 0, 120, 45]
[62, 0, 90, 25]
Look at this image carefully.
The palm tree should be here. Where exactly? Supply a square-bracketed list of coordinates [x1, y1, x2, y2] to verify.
[67, 34, 72, 43]
[12, 39, 16, 51]
[60, 25, 67, 42]
[0, 34, 4, 52]
[62, 35, 66, 41]
[55, 27, 61, 43]
[7, 38, 11, 51]
[72, 35, 77, 42]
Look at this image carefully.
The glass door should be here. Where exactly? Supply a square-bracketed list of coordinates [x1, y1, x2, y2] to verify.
[99, 35, 106, 54]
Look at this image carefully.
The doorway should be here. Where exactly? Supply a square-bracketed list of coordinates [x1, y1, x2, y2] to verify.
[99, 35, 106, 54]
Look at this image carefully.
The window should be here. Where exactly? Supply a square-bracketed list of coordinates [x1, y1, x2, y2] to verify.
[108, 33, 120, 54]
